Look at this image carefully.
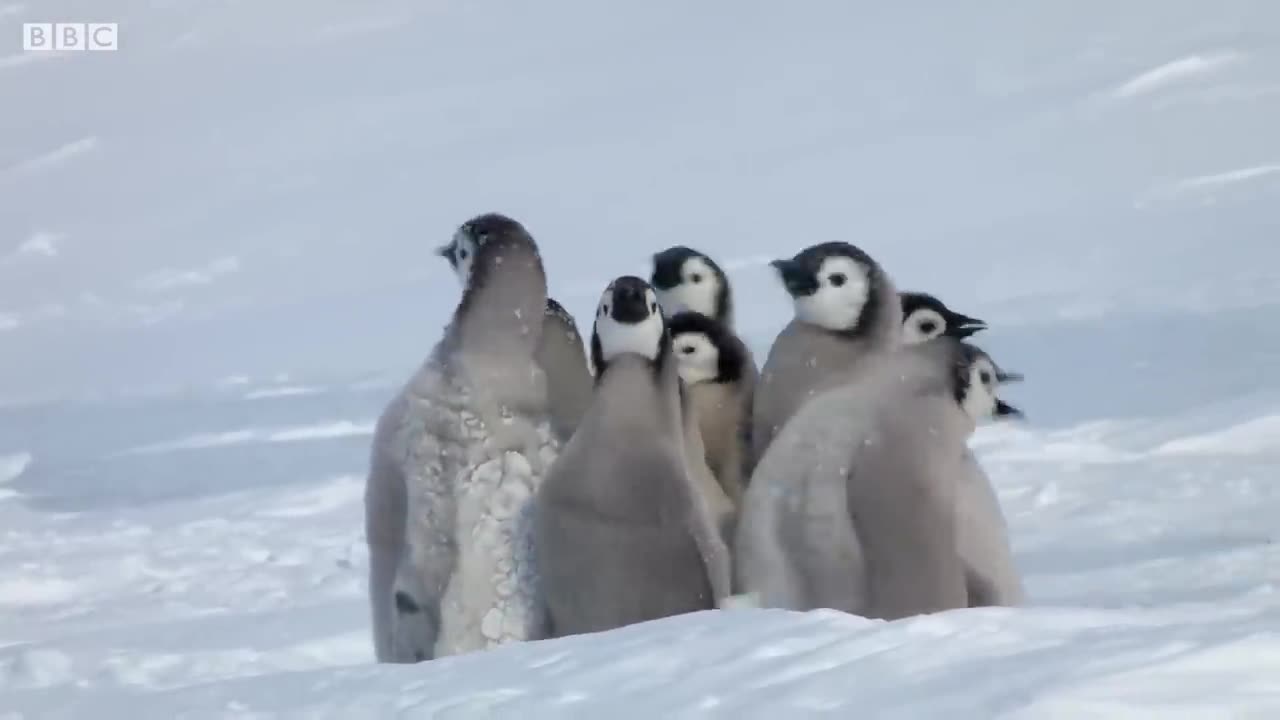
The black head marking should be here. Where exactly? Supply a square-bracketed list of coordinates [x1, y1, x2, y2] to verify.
[605, 275, 654, 324]
[900, 291, 987, 339]
[651, 246, 699, 290]
[667, 311, 748, 384]
[772, 241, 884, 337]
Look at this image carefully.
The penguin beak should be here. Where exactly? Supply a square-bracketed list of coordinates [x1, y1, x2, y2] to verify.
[994, 399, 1024, 419]
[770, 259, 816, 297]
[995, 369, 1025, 384]
[435, 243, 453, 261]
[951, 313, 988, 338]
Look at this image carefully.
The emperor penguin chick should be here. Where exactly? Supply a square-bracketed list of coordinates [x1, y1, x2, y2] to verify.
[749, 242, 901, 469]
[536, 297, 593, 443]
[899, 291, 987, 345]
[669, 311, 753, 510]
[534, 277, 733, 638]
[899, 291, 1023, 606]
[736, 337, 1025, 620]
[366, 212, 559, 664]
[650, 245, 737, 327]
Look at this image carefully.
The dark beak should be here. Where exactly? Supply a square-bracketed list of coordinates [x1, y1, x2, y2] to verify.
[435, 243, 453, 261]
[994, 399, 1024, 419]
[950, 312, 987, 338]
[995, 369, 1025, 384]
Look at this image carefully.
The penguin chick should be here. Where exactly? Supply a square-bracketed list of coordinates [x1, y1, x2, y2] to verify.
[749, 241, 901, 469]
[367, 212, 559, 664]
[535, 277, 733, 638]
[537, 298, 594, 443]
[669, 311, 753, 508]
[898, 292, 1022, 605]
[736, 337, 1025, 620]
[650, 245, 735, 327]
[899, 291, 987, 345]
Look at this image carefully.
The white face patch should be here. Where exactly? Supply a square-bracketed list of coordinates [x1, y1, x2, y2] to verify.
[902, 308, 946, 345]
[449, 230, 478, 287]
[793, 256, 870, 332]
[961, 357, 999, 421]
[656, 256, 721, 320]
[595, 286, 665, 362]
[672, 331, 720, 385]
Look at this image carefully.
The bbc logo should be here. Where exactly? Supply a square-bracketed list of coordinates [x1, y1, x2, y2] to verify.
[23, 23, 119, 52]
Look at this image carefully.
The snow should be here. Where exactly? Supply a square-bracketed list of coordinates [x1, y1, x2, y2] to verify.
[1, 0, 1278, 717]
[1111, 52, 1245, 99]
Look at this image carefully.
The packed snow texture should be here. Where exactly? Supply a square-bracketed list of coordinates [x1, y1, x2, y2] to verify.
[1, 0, 1278, 717]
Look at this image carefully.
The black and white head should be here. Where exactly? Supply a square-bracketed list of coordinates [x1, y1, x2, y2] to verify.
[667, 311, 747, 386]
[770, 242, 882, 334]
[900, 292, 987, 345]
[650, 246, 731, 323]
[590, 276, 667, 375]
[436, 213, 532, 286]
[953, 343, 1024, 422]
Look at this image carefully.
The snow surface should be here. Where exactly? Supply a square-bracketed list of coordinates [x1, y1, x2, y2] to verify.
[1, 0, 1279, 717]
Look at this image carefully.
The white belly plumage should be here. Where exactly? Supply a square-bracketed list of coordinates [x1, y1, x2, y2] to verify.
[388, 369, 560, 662]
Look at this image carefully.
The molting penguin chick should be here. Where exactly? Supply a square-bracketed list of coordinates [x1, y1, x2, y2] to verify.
[899, 291, 987, 345]
[736, 336, 1024, 619]
[749, 241, 901, 469]
[650, 245, 735, 327]
[535, 277, 733, 638]
[442, 232, 594, 443]
[669, 311, 753, 511]
[367, 212, 559, 664]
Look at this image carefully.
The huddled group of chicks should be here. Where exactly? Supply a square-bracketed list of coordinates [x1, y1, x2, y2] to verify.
[364, 212, 1026, 664]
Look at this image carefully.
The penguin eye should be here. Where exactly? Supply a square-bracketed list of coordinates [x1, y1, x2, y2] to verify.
[601, 304, 610, 316]
[680, 345, 696, 355]
[459, 247, 469, 260]
[918, 320, 938, 334]
[979, 370, 992, 385]
[690, 273, 704, 284]
[650, 302, 658, 313]
[828, 273, 847, 288]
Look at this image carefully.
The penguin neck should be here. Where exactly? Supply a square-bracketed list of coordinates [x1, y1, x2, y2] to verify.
[448, 239, 547, 360]
[716, 286, 735, 329]
[594, 350, 683, 434]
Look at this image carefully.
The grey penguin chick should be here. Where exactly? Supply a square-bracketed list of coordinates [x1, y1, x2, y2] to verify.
[899, 291, 987, 344]
[899, 291, 1024, 607]
[365, 213, 560, 663]
[534, 276, 733, 638]
[748, 242, 902, 470]
[536, 297, 594, 443]
[735, 337, 1024, 619]
[669, 311, 753, 512]
[650, 245, 737, 327]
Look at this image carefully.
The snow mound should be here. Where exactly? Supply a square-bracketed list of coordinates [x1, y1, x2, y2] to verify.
[11, 607, 1280, 719]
